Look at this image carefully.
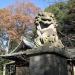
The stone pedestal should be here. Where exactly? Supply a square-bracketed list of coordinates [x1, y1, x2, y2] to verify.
[29, 54, 68, 75]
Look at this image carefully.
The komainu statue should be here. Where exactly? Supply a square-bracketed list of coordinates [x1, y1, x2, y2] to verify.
[22, 12, 64, 48]
[34, 12, 64, 48]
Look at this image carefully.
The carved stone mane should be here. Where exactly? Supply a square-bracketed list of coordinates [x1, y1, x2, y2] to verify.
[34, 12, 64, 48]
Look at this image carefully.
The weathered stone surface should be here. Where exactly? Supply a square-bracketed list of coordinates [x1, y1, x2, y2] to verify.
[34, 12, 64, 48]
[16, 67, 29, 75]
[30, 54, 68, 75]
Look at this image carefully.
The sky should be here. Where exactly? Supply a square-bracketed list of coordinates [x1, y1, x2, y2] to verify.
[0, 0, 14, 8]
[0, 0, 63, 9]
[30, 0, 50, 9]
[31, 0, 66, 9]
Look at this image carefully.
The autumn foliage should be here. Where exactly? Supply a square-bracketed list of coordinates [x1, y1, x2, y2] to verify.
[0, 2, 40, 43]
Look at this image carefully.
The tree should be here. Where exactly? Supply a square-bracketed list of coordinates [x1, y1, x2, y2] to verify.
[0, 2, 40, 51]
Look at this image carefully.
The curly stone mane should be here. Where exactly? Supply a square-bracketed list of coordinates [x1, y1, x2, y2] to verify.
[34, 12, 64, 48]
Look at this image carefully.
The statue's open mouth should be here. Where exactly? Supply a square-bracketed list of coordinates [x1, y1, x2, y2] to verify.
[39, 21, 51, 29]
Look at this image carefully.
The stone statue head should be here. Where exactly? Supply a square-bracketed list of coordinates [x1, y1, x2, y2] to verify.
[35, 12, 58, 30]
